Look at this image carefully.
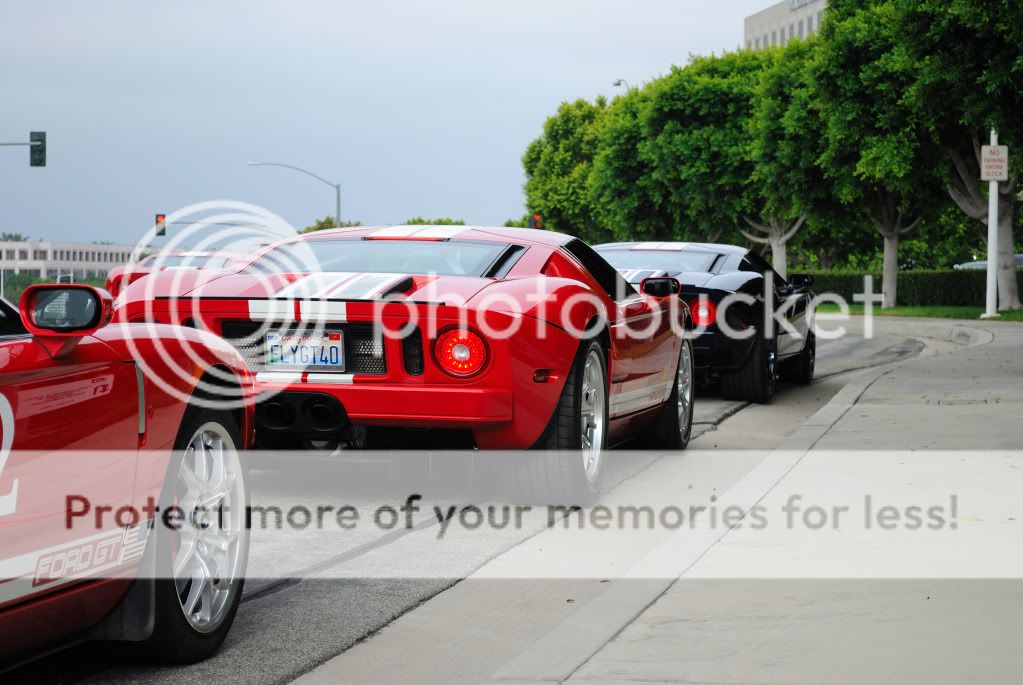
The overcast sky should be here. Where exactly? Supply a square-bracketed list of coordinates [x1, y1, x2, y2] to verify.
[1, 1, 767, 245]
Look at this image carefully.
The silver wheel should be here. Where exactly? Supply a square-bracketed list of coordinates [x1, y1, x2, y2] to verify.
[677, 341, 694, 439]
[579, 348, 607, 484]
[174, 421, 245, 634]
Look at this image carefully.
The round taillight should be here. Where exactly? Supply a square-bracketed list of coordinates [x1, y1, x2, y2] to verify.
[434, 329, 488, 377]
[689, 298, 717, 327]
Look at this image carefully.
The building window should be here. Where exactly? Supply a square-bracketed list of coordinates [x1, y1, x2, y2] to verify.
[754, 37, 760, 49]
[18, 250, 28, 260]
[818, 11, 823, 29]
[34, 250, 47, 260]
[772, 30, 777, 45]
[746, 40, 752, 50]
[807, 15, 814, 32]
[790, 23, 795, 39]
[799, 19, 804, 38]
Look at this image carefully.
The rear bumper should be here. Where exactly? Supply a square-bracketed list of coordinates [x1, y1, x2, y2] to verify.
[691, 327, 755, 373]
[255, 376, 514, 427]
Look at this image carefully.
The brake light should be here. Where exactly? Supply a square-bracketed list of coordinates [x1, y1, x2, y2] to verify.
[434, 329, 488, 377]
[689, 298, 717, 327]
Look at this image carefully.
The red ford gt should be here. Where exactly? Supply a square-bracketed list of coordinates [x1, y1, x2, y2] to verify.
[115, 226, 695, 500]
[106, 250, 244, 297]
[0, 285, 254, 668]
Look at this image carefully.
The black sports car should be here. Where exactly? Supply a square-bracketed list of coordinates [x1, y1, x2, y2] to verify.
[595, 242, 815, 403]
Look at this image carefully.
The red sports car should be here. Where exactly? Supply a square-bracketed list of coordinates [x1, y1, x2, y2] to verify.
[115, 226, 694, 500]
[106, 250, 243, 297]
[0, 285, 254, 668]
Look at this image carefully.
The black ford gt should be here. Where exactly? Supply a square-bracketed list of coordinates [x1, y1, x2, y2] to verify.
[596, 242, 815, 403]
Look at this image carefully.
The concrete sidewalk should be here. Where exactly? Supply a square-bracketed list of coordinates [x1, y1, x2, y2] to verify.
[565, 318, 1023, 685]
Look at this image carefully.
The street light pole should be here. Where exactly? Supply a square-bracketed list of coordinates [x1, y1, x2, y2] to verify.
[612, 78, 631, 91]
[248, 161, 342, 228]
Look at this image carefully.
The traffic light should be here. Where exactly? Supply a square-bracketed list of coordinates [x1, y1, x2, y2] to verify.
[155, 213, 166, 236]
[528, 213, 544, 229]
[29, 132, 46, 167]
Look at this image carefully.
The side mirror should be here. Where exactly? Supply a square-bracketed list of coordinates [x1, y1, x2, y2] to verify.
[19, 285, 113, 357]
[640, 277, 681, 298]
[790, 274, 814, 289]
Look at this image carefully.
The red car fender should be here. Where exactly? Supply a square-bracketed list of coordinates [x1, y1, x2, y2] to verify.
[93, 323, 255, 514]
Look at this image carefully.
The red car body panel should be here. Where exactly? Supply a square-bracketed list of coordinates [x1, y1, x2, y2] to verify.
[0, 294, 254, 664]
[105, 251, 243, 297]
[114, 226, 685, 450]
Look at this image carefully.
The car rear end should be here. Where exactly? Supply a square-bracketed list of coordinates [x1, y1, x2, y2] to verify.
[117, 232, 581, 450]
[597, 242, 757, 379]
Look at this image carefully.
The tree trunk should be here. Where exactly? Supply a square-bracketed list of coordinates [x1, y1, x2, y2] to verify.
[997, 203, 1022, 310]
[770, 238, 787, 279]
[740, 214, 804, 280]
[882, 232, 899, 309]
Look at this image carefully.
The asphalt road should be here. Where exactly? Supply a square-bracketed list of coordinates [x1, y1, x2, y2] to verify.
[7, 330, 924, 685]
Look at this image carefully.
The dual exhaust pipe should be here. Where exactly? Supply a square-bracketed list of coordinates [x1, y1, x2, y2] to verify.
[256, 392, 348, 436]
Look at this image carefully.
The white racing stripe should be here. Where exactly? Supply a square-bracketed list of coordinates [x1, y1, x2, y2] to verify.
[299, 300, 347, 322]
[371, 226, 422, 238]
[255, 371, 303, 384]
[632, 242, 688, 251]
[410, 225, 466, 239]
[305, 374, 355, 385]
[249, 300, 296, 321]
[275, 273, 357, 298]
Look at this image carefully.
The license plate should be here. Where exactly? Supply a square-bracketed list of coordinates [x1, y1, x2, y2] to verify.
[265, 332, 345, 370]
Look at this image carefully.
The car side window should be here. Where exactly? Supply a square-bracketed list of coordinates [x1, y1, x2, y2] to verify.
[0, 298, 28, 337]
[742, 253, 788, 290]
[563, 239, 638, 302]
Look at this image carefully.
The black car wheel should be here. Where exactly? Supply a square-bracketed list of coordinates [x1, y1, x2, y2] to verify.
[781, 330, 815, 385]
[506, 338, 609, 505]
[720, 329, 776, 404]
[133, 406, 248, 664]
[644, 340, 694, 450]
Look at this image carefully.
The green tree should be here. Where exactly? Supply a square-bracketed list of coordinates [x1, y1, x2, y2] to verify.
[302, 216, 362, 233]
[589, 86, 665, 242]
[404, 217, 465, 225]
[812, 0, 947, 307]
[891, 0, 1023, 308]
[0, 233, 28, 241]
[745, 41, 818, 277]
[642, 51, 770, 245]
[523, 97, 611, 242]
[503, 215, 531, 228]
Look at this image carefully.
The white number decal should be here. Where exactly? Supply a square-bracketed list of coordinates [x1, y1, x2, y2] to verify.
[0, 394, 17, 517]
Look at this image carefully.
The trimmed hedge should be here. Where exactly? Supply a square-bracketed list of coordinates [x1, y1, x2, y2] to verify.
[807, 269, 1023, 307]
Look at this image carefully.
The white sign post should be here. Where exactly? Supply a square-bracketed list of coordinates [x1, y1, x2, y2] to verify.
[980, 132, 1007, 319]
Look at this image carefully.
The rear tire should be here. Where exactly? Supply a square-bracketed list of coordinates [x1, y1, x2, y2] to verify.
[134, 407, 248, 664]
[644, 340, 694, 450]
[781, 331, 815, 385]
[505, 339, 609, 505]
[720, 330, 776, 404]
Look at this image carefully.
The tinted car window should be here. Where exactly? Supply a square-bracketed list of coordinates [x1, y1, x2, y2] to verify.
[0, 298, 28, 337]
[564, 239, 637, 301]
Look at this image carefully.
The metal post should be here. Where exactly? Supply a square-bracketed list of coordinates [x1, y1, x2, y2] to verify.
[335, 184, 342, 228]
[982, 129, 1000, 319]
